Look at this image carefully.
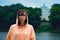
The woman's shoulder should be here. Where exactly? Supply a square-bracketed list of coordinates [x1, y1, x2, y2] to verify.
[9, 24, 16, 29]
[28, 24, 34, 29]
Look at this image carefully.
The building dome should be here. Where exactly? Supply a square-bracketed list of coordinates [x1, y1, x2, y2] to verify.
[41, 4, 50, 20]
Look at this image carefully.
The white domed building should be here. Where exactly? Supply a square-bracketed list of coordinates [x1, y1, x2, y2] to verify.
[41, 4, 50, 20]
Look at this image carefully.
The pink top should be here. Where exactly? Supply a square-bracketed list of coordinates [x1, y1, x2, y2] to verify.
[6, 24, 36, 40]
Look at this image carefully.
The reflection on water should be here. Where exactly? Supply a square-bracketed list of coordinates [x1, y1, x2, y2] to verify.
[36, 32, 60, 40]
[0, 32, 60, 40]
[36, 32, 51, 40]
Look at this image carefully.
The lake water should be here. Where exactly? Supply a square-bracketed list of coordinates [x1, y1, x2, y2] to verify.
[0, 32, 60, 40]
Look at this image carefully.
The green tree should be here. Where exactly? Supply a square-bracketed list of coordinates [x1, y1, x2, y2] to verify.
[49, 4, 60, 32]
[0, 3, 42, 31]
[26, 7, 42, 29]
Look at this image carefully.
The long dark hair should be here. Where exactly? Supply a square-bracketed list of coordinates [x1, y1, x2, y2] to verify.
[17, 9, 28, 26]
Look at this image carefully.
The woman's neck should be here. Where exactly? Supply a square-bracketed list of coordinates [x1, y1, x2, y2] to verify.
[20, 21, 25, 26]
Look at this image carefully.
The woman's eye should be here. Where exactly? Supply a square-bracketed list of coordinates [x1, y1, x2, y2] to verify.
[19, 15, 25, 16]
[23, 15, 25, 16]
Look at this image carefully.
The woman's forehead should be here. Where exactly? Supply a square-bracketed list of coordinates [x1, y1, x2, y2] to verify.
[17, 9, 27, 15]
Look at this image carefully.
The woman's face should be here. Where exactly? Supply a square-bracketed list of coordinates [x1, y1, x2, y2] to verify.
[18, 12, 27, 22]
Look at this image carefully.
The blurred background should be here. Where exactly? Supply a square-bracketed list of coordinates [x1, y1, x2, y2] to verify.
[0, 0, 60, 40]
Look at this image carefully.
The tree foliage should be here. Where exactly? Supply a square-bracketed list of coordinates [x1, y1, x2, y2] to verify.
[49, 4, 60, 31]
[0, 3, 42, 31]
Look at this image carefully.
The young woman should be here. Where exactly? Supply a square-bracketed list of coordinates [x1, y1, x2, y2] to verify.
[6, 9, 36, 40]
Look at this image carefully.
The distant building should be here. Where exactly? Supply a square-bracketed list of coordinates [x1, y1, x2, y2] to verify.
[41, 4, 50, 20]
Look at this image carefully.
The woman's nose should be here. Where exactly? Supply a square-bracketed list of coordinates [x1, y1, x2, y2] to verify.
[20, 16, 24, 18]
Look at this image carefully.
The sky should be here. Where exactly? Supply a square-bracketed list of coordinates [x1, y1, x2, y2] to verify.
[0, 0, 60, 8]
